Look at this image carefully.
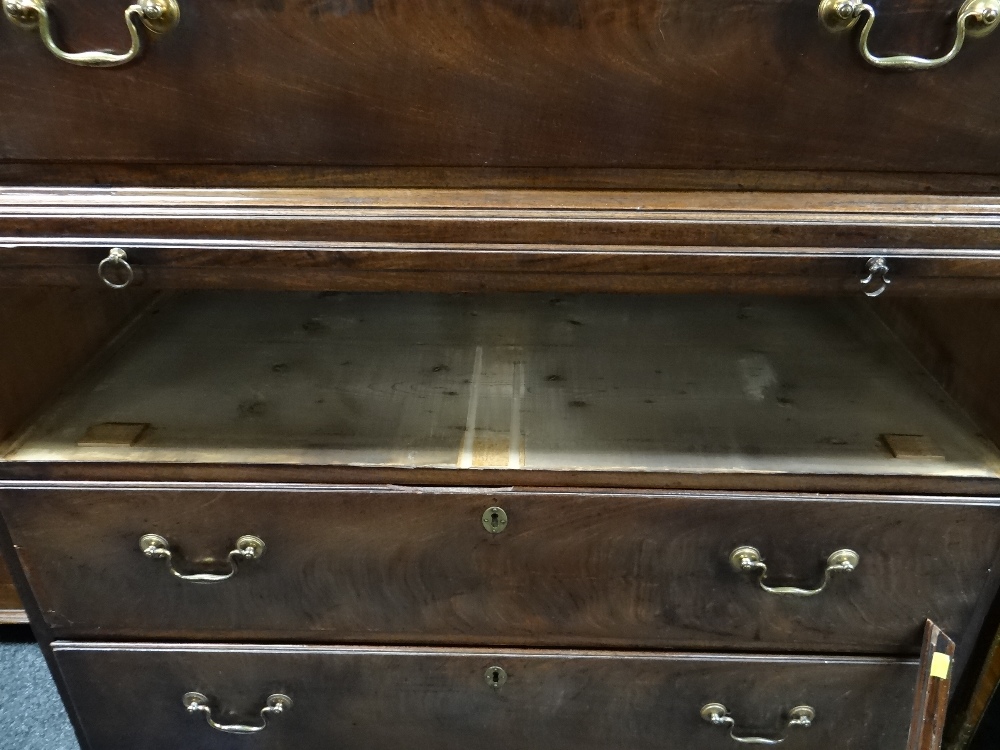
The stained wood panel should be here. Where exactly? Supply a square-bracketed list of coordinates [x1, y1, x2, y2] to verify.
[873, 298, 1000, 451]
[4, 485, 999, 653]
[0, 286, 153, 447]
[52, 643, 919, 750]
[1, 0, 999, 178]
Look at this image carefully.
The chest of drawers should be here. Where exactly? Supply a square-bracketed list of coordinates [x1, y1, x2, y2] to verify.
[2, 1, 1000, 749]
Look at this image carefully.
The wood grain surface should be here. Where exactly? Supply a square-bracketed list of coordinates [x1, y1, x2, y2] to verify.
[3, 485, 998, 653]
[6, 164, 1000, 193]
[8, 293, 999, 484]
[52, 642, 919, 750]
[1, 0, 998, 178]
[908, 621, 955, 750]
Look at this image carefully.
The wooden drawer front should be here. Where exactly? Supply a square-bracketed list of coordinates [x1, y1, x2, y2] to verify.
[1, 0, 999, 174]
[52, 643, 918, 750]
[5, 192, 1000, 297]
[5, 486, 998, 653]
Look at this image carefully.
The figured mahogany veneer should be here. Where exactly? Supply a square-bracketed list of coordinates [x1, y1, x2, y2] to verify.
[0, 0, 999, 180]
[52, 643, 919, 750]
[2, 484, 998, 655]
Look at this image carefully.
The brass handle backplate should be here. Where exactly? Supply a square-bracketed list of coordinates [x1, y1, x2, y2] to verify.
[819, 0, 1000, 70]
[140, 534, 265, 583]
[4, 0, 179, 67]
[183, 692, 291, 735]
[701, 703, 815, 745]
[730, 546, 859, 597]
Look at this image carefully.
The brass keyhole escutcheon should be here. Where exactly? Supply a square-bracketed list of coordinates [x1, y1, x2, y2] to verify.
[485, 666, 507, 689]
[482, 506, 508, 534]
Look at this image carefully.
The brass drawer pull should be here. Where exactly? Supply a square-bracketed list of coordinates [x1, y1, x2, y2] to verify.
[98, 248, 134, 289]
[861, 256, 890, 297]
[730, 546, 859, 597]
[183, 692, 291, 735]
[819, 0, 999, 70]
[701, 703, 815, 745]
[4, 0, 179, 68]
[139, 534, 265, 583]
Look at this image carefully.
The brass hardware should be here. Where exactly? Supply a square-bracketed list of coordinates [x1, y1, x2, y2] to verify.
[861, 256, 890, 297]
[98, 248, 135, 290]
[482, 506, 508, 534]
[4, 0, 179, 67]
[701, 703, 815, 745]
[140, 534, 265, 583]
[485, 666, 507, 689]
[730, 546, 859, 597]
[819, 0, 999, 70]
[183, 692, 291, 735]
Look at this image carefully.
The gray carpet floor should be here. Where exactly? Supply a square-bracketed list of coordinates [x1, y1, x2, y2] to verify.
[0, 632, 79, 750]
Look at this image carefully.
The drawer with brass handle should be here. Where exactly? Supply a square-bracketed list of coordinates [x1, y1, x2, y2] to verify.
[3, 0, 1000, 180]
[4, 484, 998, 655]
[50, 640, 934, 750]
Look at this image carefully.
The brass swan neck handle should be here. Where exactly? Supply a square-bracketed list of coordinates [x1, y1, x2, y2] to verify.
[819, 0, 1000, 70]
[184, 693, 292, 735]
[701, 704, 816, 745]
[4, 0, 179, 68]
[730, 546, 859, 597]
[140, 534, 265, 583]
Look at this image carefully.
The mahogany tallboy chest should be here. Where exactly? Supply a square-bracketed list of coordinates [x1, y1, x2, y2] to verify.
[3, 1, 1000, 748]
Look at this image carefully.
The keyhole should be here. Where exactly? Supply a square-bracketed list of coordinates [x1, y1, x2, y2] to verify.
[485, 666, 507, 689]
[482, 506, 508, 534]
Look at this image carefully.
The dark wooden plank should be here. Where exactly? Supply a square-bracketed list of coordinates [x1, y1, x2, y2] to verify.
[6, 189, 1000, 250]
[52, 642, 919, 750]
[3, 486, 998, 654]
[4, 164, 1000, 193]
[1, 0, 999, 178]
[908, 621, 955, 750]
[6, 462, 1000, 497]
[4, 190, 1000, 293]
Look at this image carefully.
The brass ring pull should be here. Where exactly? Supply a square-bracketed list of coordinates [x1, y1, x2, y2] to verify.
[861, 256, 890, 297]
[139, 534, 265, 583]
[4, 0, 179, 68]
[183, 692, 291, 735]
[819, 0, 1000, 70]
[730, 546, 860, 597]
[701, 703, 815, 745]
[97, 248, 134, 290]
